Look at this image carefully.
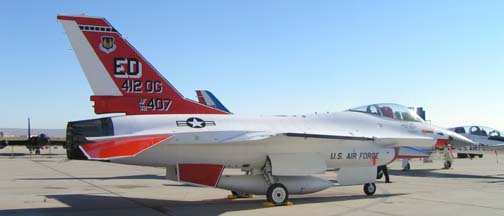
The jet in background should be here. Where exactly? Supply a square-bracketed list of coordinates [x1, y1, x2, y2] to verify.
[196, 90, 231, 113]
[449, 126, 504, 151]
[58, 14, 473, 205]
[0, 118, 65, 154]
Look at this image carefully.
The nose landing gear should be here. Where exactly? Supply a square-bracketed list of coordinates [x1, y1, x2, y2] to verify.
[364, 183, 376, 195]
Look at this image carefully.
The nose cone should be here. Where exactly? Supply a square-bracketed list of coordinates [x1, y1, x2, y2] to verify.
[447, 131, 475, 147]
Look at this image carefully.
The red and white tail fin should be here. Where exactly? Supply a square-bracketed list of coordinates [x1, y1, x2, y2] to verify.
[57, 15, 229, 115]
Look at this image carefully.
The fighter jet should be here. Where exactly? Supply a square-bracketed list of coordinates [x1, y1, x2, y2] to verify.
[58, 15, 473, 205]
[0, 118, 65, 154]
[449, 126, 504, 150]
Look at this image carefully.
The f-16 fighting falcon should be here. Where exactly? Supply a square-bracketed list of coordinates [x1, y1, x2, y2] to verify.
[58, 15, 473, 205]
[450, 126, 504, 150]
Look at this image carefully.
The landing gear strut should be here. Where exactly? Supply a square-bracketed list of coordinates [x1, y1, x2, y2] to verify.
[443, 146, 453, 169]
[262, 158, 291, 206]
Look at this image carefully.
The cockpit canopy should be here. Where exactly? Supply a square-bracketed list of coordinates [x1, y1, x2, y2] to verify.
[450, 126, 503, 138]
[347, 103, 425, 123]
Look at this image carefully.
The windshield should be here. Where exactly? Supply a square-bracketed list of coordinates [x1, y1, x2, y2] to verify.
[346, 103, 425, 123]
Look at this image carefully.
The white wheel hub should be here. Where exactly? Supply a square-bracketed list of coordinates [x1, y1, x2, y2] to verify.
[271, 187, 287, 203]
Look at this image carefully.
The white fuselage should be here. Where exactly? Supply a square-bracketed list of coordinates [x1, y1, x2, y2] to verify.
[109, 111, 445, 170]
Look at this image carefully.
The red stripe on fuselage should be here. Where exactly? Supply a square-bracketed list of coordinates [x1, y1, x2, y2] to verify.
[81, 135, 171, 159]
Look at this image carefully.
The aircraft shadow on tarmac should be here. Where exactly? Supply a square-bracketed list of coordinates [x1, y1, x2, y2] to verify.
[0, 193, 404, 216]
[17, 175, 211, 188]
[17, 174, 166, 181]
[0, 153, 63, 157]
[0, 153, 29, 156]
[389, 169, 504, 180]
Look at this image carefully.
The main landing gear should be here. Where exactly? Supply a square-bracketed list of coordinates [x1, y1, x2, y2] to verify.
[267, 183, 289, 204]
[261, 158, 293, 207]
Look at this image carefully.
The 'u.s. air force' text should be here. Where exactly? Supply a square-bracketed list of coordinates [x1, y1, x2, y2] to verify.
[330, 152, 379, 160]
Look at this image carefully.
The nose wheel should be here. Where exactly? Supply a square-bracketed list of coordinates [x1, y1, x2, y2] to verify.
[363, 183, 376, 195]
[266, 183, 289, 204]
[443, 161, 452, 169]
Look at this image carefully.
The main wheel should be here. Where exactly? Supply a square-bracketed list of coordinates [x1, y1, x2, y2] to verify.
[266, 183, 289, 204]
[363, 183, 376, 196]
[443, 161, 452, 169]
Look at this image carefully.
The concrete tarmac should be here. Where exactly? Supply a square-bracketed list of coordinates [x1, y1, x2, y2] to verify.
[1, 146, 504, 216]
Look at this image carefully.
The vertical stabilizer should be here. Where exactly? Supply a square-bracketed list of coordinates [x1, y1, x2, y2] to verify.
[57, 15, 229, 115]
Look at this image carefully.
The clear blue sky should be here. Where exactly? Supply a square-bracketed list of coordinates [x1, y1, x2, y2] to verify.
[1, 0, 503, 129]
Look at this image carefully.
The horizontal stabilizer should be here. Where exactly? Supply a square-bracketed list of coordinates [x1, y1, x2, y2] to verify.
[80, 135, 171, 160]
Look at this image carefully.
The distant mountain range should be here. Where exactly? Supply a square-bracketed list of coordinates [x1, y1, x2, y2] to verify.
[0, 128, 65, 138]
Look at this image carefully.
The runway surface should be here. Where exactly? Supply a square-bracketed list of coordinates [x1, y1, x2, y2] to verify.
[1, 146, 504, 216]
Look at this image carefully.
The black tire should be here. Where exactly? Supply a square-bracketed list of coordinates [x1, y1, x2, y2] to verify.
[402, 163, 410, 171]
[266, 183, 289, 204]
[443, 161, 452, 169]
[364, 183, 376, 196]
